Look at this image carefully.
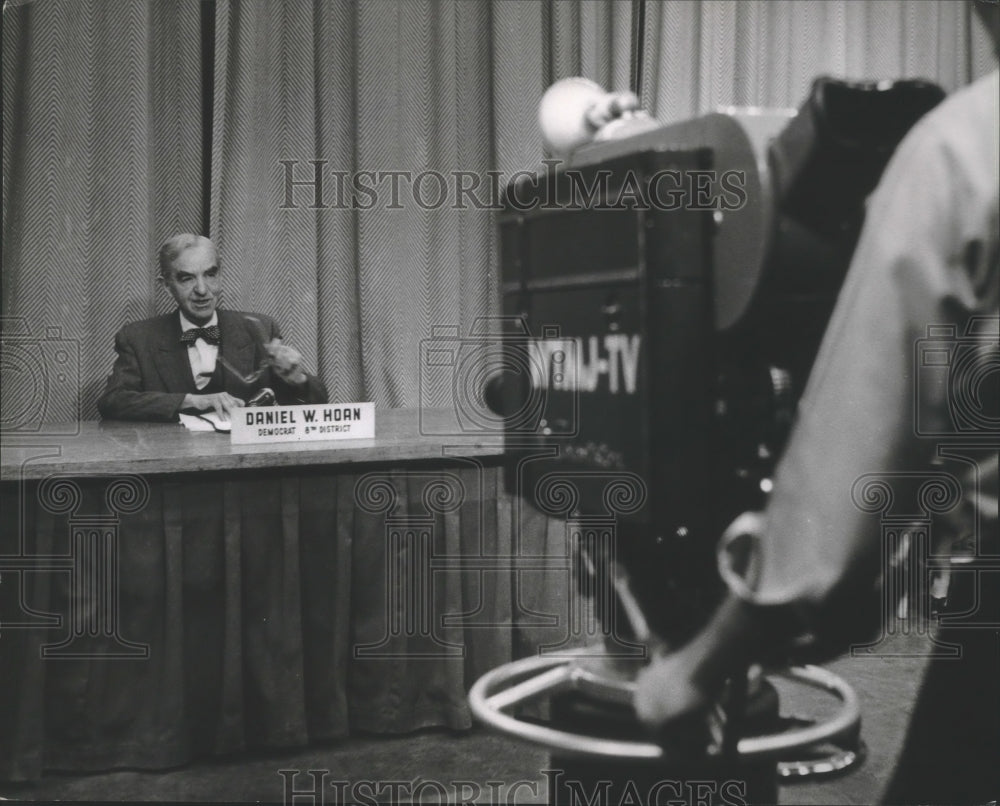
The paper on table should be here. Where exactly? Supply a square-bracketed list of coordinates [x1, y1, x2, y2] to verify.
[178, 412, 232, 433]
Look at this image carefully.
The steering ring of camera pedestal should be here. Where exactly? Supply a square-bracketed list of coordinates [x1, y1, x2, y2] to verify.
[468, 649, 862, 780]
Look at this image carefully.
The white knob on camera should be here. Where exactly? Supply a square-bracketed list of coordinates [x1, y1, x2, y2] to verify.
[538, 77, 658, 158]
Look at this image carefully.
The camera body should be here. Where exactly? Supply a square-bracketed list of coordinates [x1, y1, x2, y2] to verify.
[485, 78, 946, 644]
[495, 149, 722, 640]
[0, 318, 81, 436]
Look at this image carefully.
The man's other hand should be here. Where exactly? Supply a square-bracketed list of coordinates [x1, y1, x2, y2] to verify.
[265, 338, 308, 385]
[182, 392, 245, 420]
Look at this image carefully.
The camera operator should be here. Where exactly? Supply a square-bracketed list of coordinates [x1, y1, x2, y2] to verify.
[635, 3, 999, 803]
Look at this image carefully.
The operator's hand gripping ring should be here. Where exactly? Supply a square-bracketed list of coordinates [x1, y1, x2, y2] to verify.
[469, 649, 862, 778]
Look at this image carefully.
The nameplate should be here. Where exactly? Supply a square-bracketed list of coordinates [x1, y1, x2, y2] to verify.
[230, 403, 375, 445]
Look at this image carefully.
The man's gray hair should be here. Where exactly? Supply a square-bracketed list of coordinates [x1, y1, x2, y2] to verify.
[157, 233, 216, 278]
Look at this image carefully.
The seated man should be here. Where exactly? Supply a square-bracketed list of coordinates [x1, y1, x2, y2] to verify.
[98, 233, 329, 421]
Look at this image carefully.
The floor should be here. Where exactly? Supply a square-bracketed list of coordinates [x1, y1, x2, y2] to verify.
[0, 632, 939, 805]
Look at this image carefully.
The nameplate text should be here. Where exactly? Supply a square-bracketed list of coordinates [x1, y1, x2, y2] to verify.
[230, 403, 375, 445]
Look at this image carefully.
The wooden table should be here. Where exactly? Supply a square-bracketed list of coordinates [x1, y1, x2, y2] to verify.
[1, 410, 571, 781]
[0, 408, 504, 480]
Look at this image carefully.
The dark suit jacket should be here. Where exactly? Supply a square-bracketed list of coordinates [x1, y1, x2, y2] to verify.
[97, 309, 329, 421]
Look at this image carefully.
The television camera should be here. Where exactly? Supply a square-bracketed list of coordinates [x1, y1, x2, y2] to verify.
[469, 76, 945, 803]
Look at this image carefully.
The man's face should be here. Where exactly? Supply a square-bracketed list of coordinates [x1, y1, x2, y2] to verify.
[162, 243, 221, 325]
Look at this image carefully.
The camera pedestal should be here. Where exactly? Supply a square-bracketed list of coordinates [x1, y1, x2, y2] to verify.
[468, 650, 862, 804]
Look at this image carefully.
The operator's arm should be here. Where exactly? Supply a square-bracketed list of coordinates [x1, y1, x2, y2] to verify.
[751, 91, 998, 614]
[636, 73, 999, 725]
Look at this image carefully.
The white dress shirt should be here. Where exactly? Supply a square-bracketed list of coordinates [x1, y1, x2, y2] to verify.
[179, 311, 219, 391]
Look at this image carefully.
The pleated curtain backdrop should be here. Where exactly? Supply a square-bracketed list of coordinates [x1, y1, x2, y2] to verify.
[2, 0, 993, 420]
[1, 0, 997, 783]
[2, 0, 205, 425]
[640, 0, 996, 123]
[209, 0, 637, 408]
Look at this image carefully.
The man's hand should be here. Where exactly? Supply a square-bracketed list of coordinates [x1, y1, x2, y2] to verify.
[182, 392, 245, 420]
[265, 338, 308, 385]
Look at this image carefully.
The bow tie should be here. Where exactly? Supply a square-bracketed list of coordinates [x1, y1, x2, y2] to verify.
[180, 325, 221, 346]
